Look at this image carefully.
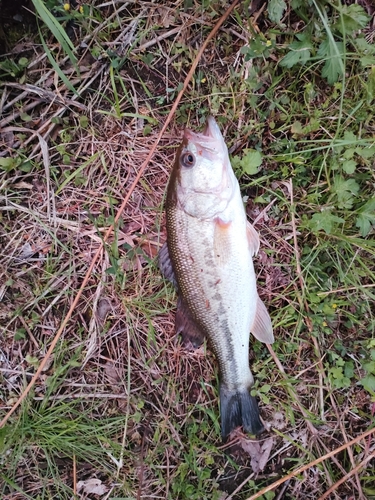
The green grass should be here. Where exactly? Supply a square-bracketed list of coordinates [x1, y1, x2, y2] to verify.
[1, 0, 375, 498]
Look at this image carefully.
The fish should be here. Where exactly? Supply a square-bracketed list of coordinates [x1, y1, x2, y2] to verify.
[159, 116, 274, 439]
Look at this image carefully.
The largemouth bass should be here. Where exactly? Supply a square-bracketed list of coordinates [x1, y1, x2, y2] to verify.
[159, 116, 274, 439]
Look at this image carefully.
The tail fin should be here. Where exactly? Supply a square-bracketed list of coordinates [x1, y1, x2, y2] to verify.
[220, 385, 264, 439]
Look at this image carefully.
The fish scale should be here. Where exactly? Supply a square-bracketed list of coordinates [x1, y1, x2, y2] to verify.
[160, 116, 274, 439]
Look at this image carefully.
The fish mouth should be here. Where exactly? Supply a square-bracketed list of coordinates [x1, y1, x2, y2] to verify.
[203, 116, 222, 139]
[183, 116, 224, 151]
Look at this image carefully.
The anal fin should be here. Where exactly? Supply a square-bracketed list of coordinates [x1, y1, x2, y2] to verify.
[176, 296, 206, 348]
[158, 241, 177, 289]
[251, 296, 274, 344]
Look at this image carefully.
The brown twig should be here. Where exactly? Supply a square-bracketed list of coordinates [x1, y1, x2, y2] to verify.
[73, 453, 77, 498]
[318, 451, 375, 500]
[0, 0, 240, 429]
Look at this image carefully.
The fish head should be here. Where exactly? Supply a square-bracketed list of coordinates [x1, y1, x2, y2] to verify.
[168, 116, 238, 219]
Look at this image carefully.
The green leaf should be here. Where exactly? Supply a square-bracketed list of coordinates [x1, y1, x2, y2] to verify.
[356, 197, 375, 236]
[335, 4, 370, 33]
[32, 0, 79, 94]
[365, 66, 375, 103]
[79, 115, 89, 128]
[260, 384, 272, 393]
[264, 491, 276, 500]
[0, 157, 17, 172]
[280, 50, 302, 68]
[15, 328, 26, 341]
[317, 38, 345, 84]
[56, 153, 98, 195]
[235, 149, 263, 175]
[341, 159, 356, 174]
[25, 354, 39, 367]
[359, 374, 375, 393]
[291, 121, 304, 135]
[356, 146, 375, 159]
[331, 176, 359, 209]
[19, 57, 28, 67]
[268, 0, 287, 24]
[360, 55, 375, 67]
[363, 360, 375, 373]
[19, 161, 33, 173]
[343, 131, 357, 142]
[241, 37, 273, 60]
[38, 28, 77, 94]
[31, 0, 76, 59]
[20, 112, 32, 122]
[280, 33, 313, 68]
[308, 211, 344, 234]
[343, 147, 355, 159]
[344, 361, 355, 379]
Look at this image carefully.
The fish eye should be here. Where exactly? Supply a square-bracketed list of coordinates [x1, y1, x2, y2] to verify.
[180, 151, 196, 168]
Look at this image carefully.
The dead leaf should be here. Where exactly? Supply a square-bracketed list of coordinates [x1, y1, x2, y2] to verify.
[218, 493, 229, 500]
[271, 411, 286, 430]
[18, 242, 34, 259]
[291, 428, 309, 448]
[156, 7, 175, 27]
[239, 436, 274, 473]
[1, 130, 15, 147]
[77, 478, 109, 496]
[140, 239, 159, 258]
[104, 361, 121, 385]
[11, 182, 33, 190]
[96, 297, 112, 324]
[117, 231, 135, 247]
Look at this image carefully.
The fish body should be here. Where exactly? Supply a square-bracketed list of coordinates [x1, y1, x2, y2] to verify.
[160, 116, 274, 439]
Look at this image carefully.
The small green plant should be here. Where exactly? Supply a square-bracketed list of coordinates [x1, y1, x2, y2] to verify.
[232, 149, 263, 176]
[326, 351, 355, 389]
[360, 340, 375, 394]
[31, 0, 80, 92]
[0, 57, 29, 80]
[279, 1, 373, 84]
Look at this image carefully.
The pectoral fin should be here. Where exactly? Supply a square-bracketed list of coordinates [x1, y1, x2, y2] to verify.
[213, 217, 232, 265]
[251, 296, 274, 344]
[176, 296, 206, 348]
[246, 221, 260, 256]
[158, 242, 177, 289]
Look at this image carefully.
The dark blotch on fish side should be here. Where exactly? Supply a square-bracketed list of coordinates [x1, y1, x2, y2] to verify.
[220, 385, 264, 439]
